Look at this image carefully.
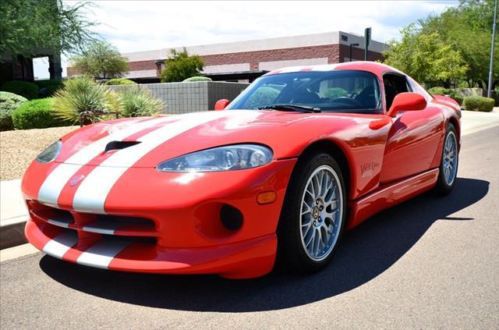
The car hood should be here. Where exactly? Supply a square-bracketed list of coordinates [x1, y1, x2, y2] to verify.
[55, 110, 367, 168]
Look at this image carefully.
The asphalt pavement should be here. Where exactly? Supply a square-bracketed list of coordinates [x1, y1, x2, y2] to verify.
[0, 125, 498, 329]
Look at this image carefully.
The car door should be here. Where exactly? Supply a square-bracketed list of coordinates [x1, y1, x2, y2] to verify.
[379, 73, 443, 184]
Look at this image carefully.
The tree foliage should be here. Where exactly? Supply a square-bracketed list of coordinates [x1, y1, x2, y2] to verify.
[71, 41, 129, 79]
[160, 49, 204, 82]
[384, 25, 468, 86]
[0, 0, 95, 57]
[384, 0, 498, 88]
[421, 0, 498, 88]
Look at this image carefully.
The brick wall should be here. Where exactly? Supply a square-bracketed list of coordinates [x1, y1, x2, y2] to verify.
[70, 44, 384, 78]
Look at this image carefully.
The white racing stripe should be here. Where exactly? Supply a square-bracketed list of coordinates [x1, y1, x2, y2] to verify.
[37, 117, 174, 206]
[76, 239, 130, 269]
[42, 231, 78, 259]
[72, 111, 228, 213]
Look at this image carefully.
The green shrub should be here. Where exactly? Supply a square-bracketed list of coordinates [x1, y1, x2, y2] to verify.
[0, 92, 27, 130]
[53, 77, 120, 125]
[118, 86, 163, 117]
[428, 87, 463, 105]
[493, 88, 499, 106]
[244, 86, 280, 109]
[12, 98, 71, 129]
[450, 93, 464, 105]
[182, 76, 212, 82]
[463, 96, 495, 112]
[35, 79, 64, 97]
[1, 80, 39, 99]
[104, 78, 137, 85]
[428, 86, 449, 95]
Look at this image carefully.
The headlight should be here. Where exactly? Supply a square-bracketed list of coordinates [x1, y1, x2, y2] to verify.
[36, 140, 62, 163]
[157, 144, 273, 172]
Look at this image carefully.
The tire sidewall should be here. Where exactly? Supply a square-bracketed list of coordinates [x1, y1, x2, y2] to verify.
[277, 153, 347, 272]
[437, 123, 458, 194]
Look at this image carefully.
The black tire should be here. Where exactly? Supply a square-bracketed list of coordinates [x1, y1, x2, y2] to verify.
[435, 123, 459, 195]
[277, 153, 347, 273]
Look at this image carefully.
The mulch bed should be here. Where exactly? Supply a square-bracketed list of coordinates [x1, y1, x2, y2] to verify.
[0, 126, 78, 180]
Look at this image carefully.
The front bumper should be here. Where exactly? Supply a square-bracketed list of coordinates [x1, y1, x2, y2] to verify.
[25, 220, 276, 279]
[23, 159, 296, 279]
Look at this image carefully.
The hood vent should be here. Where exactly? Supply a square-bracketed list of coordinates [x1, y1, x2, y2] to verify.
[104, 141, 141, 153]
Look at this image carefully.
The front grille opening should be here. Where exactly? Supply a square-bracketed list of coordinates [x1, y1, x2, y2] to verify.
[81, 214, 157, 237]
[126, 236, 157, 245]
[30, 202, 74, 227]
[95, 215, 155, 230]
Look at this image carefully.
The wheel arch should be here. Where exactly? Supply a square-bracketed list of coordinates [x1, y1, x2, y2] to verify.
[296, 139, 354, 200]
[448, 116, 460, 146]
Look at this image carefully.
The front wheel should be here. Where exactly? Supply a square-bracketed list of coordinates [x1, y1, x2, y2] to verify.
[435, 123, 459, 195]
[277, 153, 346, 273]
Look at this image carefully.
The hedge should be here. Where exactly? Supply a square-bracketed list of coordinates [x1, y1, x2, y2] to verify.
[0, 92, 27, 131]
[1, 80, 39, 99]
[428, 87, 463, 105]
[104, 78, 137, 85]
[35, 79, 64, 97]
[12, 98, 71, 129]
[462, 96, 495, 112]
[182, 76, 212, 82]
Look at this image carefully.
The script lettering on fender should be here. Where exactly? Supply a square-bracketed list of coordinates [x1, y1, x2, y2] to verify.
[361, 161, 380, 178]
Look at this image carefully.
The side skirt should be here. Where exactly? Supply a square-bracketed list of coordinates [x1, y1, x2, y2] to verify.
[347, 168, 439, 229]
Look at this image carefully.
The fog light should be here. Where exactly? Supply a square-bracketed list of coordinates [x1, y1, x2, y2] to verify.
[257, 191, 276, 205]
[220, 204, 243, 231]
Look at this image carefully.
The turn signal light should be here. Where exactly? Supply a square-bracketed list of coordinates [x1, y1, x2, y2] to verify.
[257, 191, 276, 205]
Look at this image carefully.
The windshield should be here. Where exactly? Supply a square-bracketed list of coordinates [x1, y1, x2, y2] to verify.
[228, 70, 382, 113]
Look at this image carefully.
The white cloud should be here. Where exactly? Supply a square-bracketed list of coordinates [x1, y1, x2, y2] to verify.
[35, 0, 457, 78]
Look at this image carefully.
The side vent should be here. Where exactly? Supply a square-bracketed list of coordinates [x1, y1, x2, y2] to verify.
[104, 141, 141, 153]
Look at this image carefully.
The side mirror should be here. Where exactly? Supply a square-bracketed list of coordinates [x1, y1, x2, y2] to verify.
[214, 99, 230, 111]
[388, 92, 427, 117]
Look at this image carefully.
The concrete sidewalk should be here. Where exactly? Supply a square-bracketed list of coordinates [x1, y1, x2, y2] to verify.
[460, 108, 499, 135]
[1, 109, 498, 249]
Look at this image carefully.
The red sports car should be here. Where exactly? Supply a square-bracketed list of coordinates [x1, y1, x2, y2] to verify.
[23, 62, 461, 279]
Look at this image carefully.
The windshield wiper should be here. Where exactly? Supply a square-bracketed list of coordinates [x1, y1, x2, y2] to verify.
[258, 104, 321, 113]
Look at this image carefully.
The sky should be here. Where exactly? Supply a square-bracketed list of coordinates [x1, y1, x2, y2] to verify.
[34, 0, 459, 79]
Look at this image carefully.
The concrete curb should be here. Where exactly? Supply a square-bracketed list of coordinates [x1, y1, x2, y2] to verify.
[0, 221, 27, 250]
[1, 179, 28, 250]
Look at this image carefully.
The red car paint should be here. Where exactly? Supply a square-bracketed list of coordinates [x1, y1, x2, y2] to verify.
[22, 62, 461, 278]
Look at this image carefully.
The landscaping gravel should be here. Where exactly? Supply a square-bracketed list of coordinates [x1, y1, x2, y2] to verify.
[0, 126, 78, 180]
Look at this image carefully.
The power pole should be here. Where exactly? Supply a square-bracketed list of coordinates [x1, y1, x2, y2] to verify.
[487, 0, 497, 98]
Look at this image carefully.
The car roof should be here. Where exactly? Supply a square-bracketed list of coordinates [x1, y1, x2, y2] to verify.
[265, 61, 404, 78]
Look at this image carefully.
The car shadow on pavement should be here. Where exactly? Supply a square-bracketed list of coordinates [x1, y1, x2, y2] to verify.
[40, 177, 488, 312]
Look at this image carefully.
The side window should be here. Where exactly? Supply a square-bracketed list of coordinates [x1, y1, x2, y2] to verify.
[383, 74, 411, 110]
[407, 77, 433, 102]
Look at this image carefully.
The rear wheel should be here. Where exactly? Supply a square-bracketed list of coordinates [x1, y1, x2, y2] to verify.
[435, 123, 458, 195]
[277, 153, 346, 273]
